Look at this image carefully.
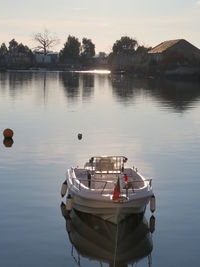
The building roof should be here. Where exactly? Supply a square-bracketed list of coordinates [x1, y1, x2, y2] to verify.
[148, 39, 184, 54]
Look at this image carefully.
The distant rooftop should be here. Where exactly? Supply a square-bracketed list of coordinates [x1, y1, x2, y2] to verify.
[148, 39, 183, 54]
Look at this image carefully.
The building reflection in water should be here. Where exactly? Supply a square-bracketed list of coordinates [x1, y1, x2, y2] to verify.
[61, 203, 154, 267]
[111, 74, 200, 112]
[147, 78, 200, 112]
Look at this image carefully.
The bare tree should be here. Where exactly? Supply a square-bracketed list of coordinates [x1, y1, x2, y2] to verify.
[33, 29, 59, 55]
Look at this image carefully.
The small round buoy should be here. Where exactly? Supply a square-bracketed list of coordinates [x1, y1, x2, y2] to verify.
[149, 215, 155, 233]
[3, 138, 14, 148]
[78, 133, 82, 140]
[66, 194, 72, 212]
[61, 181, 68, 197]
[3, 128, 14, 138]
[150, 195, 156, 213]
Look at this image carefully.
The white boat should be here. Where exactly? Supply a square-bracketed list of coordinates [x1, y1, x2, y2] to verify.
[62, 156, 155, 223]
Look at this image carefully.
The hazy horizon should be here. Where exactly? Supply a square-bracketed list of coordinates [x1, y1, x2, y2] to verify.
[1, 0, 200, 53]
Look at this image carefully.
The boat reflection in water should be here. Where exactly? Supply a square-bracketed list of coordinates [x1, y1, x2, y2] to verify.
[61, 203, 154, 267]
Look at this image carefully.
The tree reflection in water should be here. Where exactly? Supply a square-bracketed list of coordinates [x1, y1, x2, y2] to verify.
[59, 72, 80, 102]
[111, 74, 200, 112]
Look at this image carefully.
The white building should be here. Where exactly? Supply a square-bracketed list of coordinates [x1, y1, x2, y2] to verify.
[34, 52, 59, 64]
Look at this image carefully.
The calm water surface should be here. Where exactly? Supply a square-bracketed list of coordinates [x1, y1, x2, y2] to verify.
[0, 71, 200, 267]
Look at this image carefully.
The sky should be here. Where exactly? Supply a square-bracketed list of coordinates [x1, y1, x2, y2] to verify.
[0, 0, 200, 53]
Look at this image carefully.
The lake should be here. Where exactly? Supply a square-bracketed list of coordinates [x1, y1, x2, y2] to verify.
[0, 71, 200, 267]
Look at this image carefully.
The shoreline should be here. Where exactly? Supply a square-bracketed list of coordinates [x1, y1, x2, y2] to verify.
[1, 67, 200, 82]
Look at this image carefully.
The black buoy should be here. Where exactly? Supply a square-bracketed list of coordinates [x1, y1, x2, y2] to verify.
[78, 133, 82, 140]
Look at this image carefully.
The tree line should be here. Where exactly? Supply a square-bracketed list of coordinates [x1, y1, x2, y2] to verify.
[0, 29, 150, 69]
[0, 39, 33, 67]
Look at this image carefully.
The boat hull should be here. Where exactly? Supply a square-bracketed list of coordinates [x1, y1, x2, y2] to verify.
[67, 188, 152, 223]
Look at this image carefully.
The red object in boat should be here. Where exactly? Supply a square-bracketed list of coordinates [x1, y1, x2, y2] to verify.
[112, 177, 120, 200]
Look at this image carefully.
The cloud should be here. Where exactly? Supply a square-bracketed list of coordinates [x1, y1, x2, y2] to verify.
[196, 0, 200, 5]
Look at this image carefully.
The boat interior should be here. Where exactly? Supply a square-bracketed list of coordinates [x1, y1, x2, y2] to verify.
[72, 156, 146, 191]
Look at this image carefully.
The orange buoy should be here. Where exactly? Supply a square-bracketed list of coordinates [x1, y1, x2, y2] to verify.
[3, 128, 14, 138]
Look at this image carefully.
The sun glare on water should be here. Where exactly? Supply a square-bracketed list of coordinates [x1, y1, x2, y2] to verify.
[76, 70, 111, 74]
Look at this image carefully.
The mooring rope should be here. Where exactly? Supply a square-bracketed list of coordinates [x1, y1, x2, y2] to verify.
[113, 215, 119, 267]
